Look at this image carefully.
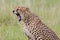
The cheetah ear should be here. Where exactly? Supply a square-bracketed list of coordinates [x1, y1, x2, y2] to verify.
[26, 8, 29, 11]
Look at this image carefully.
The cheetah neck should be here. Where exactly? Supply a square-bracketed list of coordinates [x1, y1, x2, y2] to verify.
[22, 11, 42, 26]
[22, 11, 33, 23]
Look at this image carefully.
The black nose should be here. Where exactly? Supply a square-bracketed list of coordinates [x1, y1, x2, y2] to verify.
[13, 10, 15, 13]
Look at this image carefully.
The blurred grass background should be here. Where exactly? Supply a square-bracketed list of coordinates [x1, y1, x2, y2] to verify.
[0, 0, 60, 40]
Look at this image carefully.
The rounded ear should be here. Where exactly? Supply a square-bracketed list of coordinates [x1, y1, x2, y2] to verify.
[26, 8, 29, 11]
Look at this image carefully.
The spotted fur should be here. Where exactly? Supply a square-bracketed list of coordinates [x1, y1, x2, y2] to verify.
[13, 7, 60, 40]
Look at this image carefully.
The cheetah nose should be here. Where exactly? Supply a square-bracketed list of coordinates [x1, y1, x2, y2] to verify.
[12, 10, 15, 13]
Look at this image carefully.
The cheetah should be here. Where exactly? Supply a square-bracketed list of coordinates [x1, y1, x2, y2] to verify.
[12, 6, 60, 40]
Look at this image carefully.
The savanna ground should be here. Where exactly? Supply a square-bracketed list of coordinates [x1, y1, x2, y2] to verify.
[0, 0, 60, 40]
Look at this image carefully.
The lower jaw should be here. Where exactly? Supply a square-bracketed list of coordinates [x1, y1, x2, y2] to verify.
[17, 16, 21, 22]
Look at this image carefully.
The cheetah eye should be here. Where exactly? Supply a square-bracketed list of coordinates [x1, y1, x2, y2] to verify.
[16, 9, 19, 11]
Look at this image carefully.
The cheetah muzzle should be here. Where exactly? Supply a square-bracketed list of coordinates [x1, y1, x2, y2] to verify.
[13, 9, 21, 21]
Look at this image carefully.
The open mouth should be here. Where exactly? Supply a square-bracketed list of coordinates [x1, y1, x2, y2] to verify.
[16, 13, 21, 21]
[13, 10, 21, 22]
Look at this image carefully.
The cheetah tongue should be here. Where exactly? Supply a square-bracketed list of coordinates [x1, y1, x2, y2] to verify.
[17, 15, 21, 22]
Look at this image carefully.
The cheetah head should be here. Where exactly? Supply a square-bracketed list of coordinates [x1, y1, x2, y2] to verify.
[12, 6, 29, 22]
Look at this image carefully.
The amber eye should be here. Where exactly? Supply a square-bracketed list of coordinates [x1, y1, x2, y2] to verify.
[16, 9, 19, 11]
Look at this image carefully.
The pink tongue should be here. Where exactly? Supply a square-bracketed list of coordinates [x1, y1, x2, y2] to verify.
[17, 16, 21, 21]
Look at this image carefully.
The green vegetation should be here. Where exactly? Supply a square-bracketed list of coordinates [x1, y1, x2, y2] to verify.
[0, 0, 60, 40]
